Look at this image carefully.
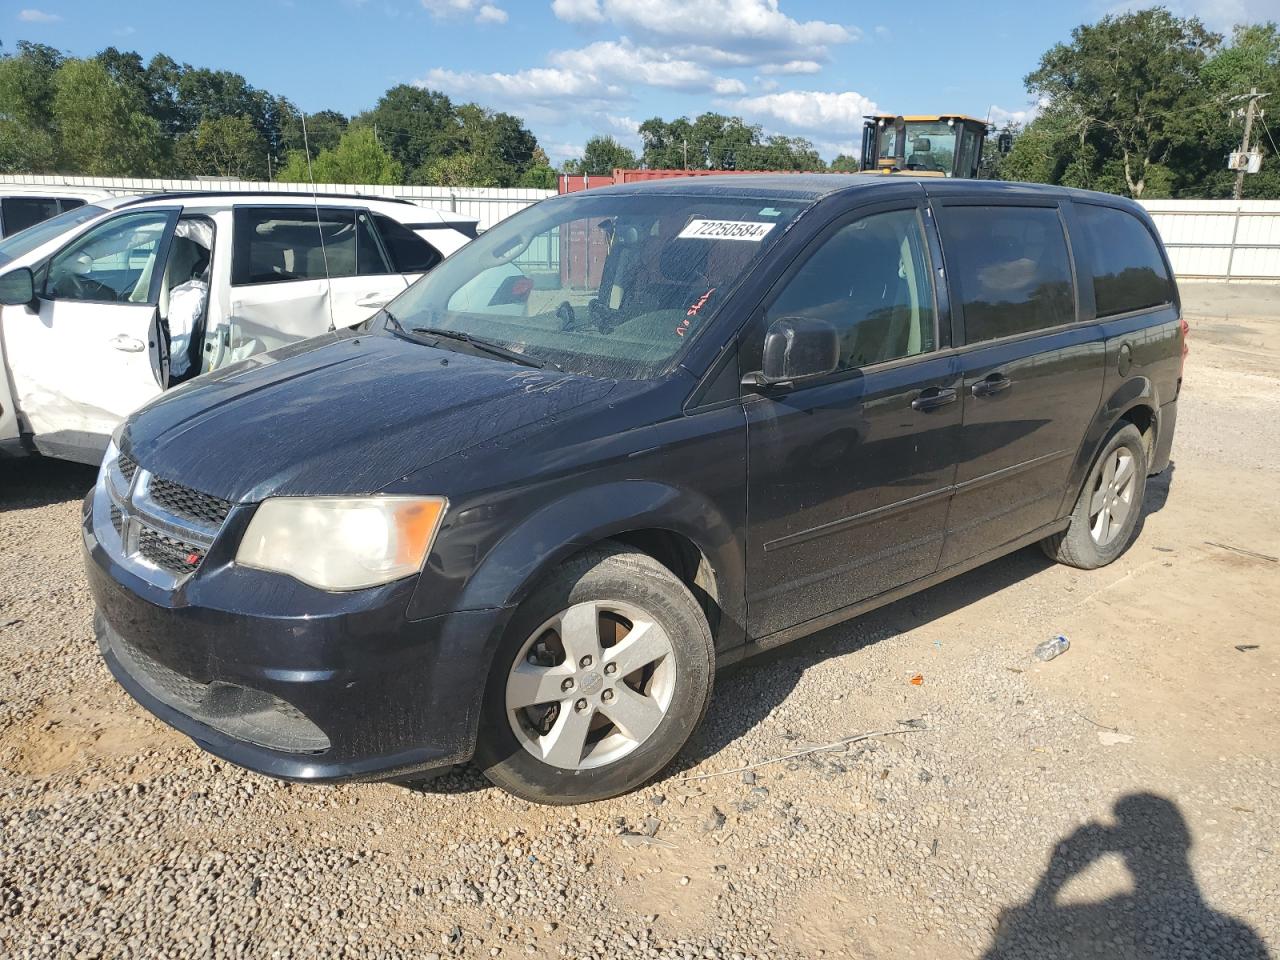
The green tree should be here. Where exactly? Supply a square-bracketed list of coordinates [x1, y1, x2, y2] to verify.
[418, 152, 501, 187]
[359, 84, 460, 174]
[564, 135, 637, 175]
[278, 126, 402, 184]
[53, 58, 164, 176]
[1025, 8, 1220, 197]
[0, 42, 64, 172]
[279, 107, 348, 157]
[176, 115, 266, 178]
[829, 154, 861, 172]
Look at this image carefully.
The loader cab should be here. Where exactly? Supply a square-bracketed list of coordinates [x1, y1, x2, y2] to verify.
[860, 115, 987, 179]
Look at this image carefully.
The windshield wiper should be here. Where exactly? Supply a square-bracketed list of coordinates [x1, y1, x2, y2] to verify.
[410, 326, 550, 369]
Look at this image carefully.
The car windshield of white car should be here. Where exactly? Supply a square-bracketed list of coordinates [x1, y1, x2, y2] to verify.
[382, 192, 806, 380]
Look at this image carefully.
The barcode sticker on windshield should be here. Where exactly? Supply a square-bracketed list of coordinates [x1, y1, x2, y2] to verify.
[678, 219, 776, 242]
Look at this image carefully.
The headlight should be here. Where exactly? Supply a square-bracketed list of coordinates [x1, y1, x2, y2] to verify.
[236, 496, 447, 591]
[98, 438, 119, 486]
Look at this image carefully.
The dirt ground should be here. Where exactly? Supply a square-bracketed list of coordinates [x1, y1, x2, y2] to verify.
[0, 282, 1277, 959]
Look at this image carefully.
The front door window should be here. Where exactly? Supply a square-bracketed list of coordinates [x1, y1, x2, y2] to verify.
[44, 211, 172, 304]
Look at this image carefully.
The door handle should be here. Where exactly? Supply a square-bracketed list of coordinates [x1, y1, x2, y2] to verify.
[972, 373, 1013, 398]
[356, 295, 390, 309]
[910, 386, 958, 412]
[109, 334, 146, 353]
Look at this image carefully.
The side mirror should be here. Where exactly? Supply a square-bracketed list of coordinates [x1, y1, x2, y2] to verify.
[743, 316, 840, 390]
[0, 267, 35, 307]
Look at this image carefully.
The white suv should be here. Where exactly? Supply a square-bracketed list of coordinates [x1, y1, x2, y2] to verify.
[0, 192, 478, 464]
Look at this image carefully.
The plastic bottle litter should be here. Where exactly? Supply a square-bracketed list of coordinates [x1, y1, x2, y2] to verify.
[1034, 635, 1070, 662]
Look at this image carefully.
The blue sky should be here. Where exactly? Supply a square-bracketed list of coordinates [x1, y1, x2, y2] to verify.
[8, 0, 1275, 163]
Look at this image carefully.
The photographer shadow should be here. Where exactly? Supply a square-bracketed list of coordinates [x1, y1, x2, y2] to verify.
[984, 793, 1270, 959]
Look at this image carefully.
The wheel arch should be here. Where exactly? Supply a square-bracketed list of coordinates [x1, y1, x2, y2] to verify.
[1057, 376, 1161, 519]
[434, 479, 746, 653]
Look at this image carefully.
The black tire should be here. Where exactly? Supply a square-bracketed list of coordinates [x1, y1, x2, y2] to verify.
[1042, 423, 1148, 569]
[475, 543, 714, 805]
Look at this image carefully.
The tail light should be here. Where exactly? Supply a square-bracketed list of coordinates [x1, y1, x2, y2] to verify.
[1179, 316, 1190, 371]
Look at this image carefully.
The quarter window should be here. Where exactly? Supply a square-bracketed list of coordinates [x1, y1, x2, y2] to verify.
[231, 207, 391, 285]
[373, 214, 442, 274]
[940, 205, 1076, 343]
[44, 211, 172, 304]
[1075, 203, 1173, 318]
[765, 208, 937, 371]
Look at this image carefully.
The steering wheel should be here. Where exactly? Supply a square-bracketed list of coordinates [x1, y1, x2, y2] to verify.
[556, 300, 578, 331]
[52, 273, 120, 302]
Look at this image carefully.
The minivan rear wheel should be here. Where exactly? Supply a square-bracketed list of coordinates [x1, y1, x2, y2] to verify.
[475, 543, 714, 804]
[1042, 422, 1148, 569]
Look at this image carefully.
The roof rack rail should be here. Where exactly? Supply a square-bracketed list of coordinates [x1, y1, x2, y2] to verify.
[112, 190, 417, 208]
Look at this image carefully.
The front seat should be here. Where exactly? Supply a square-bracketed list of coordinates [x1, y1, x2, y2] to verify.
[906, 137, 936, 171]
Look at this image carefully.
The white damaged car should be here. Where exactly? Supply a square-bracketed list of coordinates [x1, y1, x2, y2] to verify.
[0, 192, 478, 464]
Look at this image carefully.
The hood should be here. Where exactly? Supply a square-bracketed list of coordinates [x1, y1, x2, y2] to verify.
[124, 330, 617, 502]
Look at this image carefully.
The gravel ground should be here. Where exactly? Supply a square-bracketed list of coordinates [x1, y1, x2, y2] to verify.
[2, 285, 1278, 959]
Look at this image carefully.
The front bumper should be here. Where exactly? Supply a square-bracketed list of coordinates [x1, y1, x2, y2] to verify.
[85, 512, 510, 783]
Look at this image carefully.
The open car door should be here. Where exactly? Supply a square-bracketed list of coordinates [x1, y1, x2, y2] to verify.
[1, 207, 178, 463]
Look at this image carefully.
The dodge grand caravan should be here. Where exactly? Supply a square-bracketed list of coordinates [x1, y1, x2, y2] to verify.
[85, 176, 1183, 804]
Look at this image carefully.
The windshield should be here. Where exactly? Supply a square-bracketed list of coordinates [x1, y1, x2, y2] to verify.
[0, 204, 107, 268]
[381, 191, 805, 379]
[891, 122, 957, 175]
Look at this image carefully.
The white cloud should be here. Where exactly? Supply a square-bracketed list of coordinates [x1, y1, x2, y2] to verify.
[551, 0, 857, 66]
[729, 89, 879, 133]
[874, 24, 890, 38]
[1104, 0, 1273, 32]
[986, 104, 1036, 128]
[544, 141, 585, 162]
[759, 59, 822, 75]
[423, 65, 621, 107]
[18, 8, 62, 22]
[601, 114, 640, 136]
[551, 0, 604, 22]
[425, 36, 748, 111]
[551, 39, 731, 91]
[420, 0, 507, 24]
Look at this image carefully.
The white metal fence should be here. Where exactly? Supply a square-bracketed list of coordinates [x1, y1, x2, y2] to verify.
[4, 175, 1280, 281]
[0, 174, 553, 231]
[1139, 200, 1280, 283]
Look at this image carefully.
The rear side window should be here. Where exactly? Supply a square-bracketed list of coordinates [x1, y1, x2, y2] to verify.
[2, 196, 60, 236]
[1075, 203, 1173, 318]
[373, 214, 443, 273]
[940, 205, 1076, 343]
[231, 207, 391, 285]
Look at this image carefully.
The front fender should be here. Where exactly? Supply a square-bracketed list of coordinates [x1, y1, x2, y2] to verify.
[409, 479, 746, 649]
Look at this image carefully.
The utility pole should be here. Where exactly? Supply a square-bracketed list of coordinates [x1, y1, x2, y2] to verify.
[1233, 88, 1270, 200]
[682, 139, 688, 170]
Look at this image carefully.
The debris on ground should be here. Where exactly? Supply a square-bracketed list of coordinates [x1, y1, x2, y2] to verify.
[1097, 731, 1135, 746]
[1205, 540, 1279, 563]
[1034, 635, 1071, 662]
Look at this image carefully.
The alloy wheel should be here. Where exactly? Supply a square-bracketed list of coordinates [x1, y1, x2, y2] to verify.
[505, 600, 674, 771]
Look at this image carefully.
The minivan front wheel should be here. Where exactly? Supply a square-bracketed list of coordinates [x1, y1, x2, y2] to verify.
[1042, 422, 1149, 569]
[475, 543, 714, 804]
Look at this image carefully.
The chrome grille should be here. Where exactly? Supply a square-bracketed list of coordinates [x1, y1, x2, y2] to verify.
[96, 453, 232, 589]
[148, 476, 232, 527]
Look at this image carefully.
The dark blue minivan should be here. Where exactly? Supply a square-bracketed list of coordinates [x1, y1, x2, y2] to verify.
[84, 176, 1183, 803]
